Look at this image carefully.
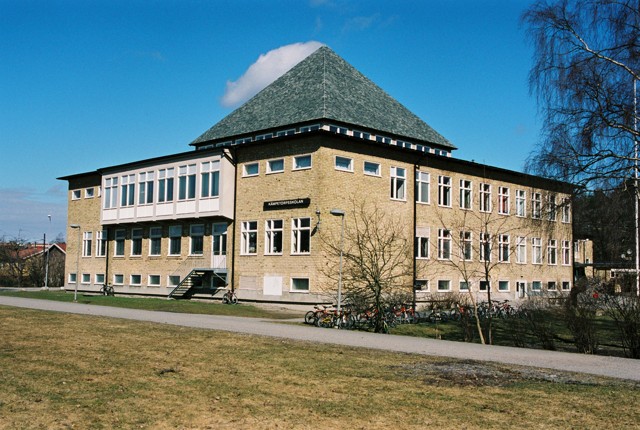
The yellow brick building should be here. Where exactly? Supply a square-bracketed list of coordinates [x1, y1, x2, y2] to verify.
[59, 47, 573, 304]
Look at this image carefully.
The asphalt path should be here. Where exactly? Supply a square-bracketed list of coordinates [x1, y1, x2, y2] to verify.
[2, 296, 639, 382]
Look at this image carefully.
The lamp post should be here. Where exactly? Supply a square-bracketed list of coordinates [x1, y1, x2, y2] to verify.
[70, 224, 81, 302]
[330, 209, 345, 315]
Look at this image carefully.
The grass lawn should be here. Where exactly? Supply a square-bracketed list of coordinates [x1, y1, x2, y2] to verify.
[0, 307, 638, 429]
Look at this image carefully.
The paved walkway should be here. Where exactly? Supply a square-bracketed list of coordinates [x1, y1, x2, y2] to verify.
[2, 296, 639, 382]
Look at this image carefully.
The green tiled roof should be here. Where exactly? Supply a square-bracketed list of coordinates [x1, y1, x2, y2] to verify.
[191, 46, 454, 149]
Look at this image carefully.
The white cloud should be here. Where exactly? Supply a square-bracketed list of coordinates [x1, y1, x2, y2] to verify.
[221, 41, 325, 108]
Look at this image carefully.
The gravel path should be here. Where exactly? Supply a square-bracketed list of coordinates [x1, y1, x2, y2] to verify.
[2, 296, 639, 382]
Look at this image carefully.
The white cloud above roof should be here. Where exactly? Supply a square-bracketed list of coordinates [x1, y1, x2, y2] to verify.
[220, 41, 324, 108]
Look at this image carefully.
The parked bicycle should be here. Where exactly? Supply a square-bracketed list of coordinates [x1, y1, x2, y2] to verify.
[100, 284, 114, 296]
[222, 289, 238, 304]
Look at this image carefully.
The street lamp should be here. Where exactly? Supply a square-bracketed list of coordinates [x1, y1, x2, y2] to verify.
[70, 224, 81, 302]
[330, 209, 345, 315]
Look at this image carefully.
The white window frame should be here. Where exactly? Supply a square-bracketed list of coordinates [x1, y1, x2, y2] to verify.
[103, 177, 118, 209]
[291, 218, 311, 255]
[82, 231, 92, 257]
[157, 168, 175, 203]
[69, 273, 77, 284]
[130, 274, 142, 286]
[201, 160, 220, 197]
[498, 234, 510, 263]
[85, 187, 94, 199]
[480, 232, 491, 262]
[138, 171, 155, 205]
[131, 228, 143, 256]
[562, 197, 571, 223]
[498, 186, 510, 215]
[169, 225, 182, 256]
[81, 273, 91, 284]
[241, 221, 258, 255]
[266, 158, 285, 174]
[547, 239, 557, 265]
[364, 161, 381, 176]
[114, 229, 125, 256]
[95, 273, 105, 285]
[479, 183, 492, 213]
[532, 237, 542, 265]
[547, 194, 557, 222]
[178, 164, 196, 200]
[149, 226, 162, 256]
[562, 240, 571, 266]
[416, 171, 430, 204]
[438, 175, 452, 207]
[532, 192, 542, 219]
[334, 156, 353, 172]
[293, 154, 312, 171]
[265, 219, 283, 255]
[498, 280, 510, 292]
[415, 235, 429, 259]
[516, 236, 527, 264]
[390, 167, 406, 200]
[113, 274, 124, 285]
[459, 280, 470, 292]
[72, 189, 81, 200]
[460, 179, 472, 210]
[96, 230, 107, 257]
[437, 228, 452, 260]
[437, 280, 451, 292]
[190, 224, 205, 256]
[460, 231, 472, 261]
[120, 174, 135, 207]
[515, 189, 526, 217]
[290, 277, 310, 293]
[148, 275, 161, 287]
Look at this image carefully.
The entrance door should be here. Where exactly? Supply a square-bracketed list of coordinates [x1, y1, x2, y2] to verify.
[212, 223, 227, 270]
[516, 281, 526, 299]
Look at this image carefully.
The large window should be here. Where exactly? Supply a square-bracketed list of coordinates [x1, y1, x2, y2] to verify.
[114, 229, 125, 256]
[547, 194, 557, 221]
[241, 221, 258, 255]
[498, 187, 510, 215]
[480, 232, 491, 262]
[104, 177, 118, 209]
[178, 164, 196, 200]
[460, 179, 472, 209]
[158, 168, 174, 203]
[390, 167, 406, 200]
[169, 225, 182, 256]
[437, 229, 451, 260]
[532, 192, 542, 219]
[460, 231, 472, 261]
[138, 171, 154, 205]
[562, 198, 571, 223]
[416, 171, 430, 204]
[516, 236, 526, 264]
[498, 234, 510, 262]
[291, 218, 311, 254]
[562, 240, 571, 265]
[265, 219, 283, 255]
[516, 189, 526, 217]
[438, 175, 451, 207]
[149, 227, 162, 256]
[96, 230, 107, 257]
[120, 174, 135, 207]
[201, 161, 220, 198]
[547, 239, 557, 265]
[479, 183, 491, 212]
[190, 224, 204, 255]
[532, 237, 542, 264]
[82, 231, 92, 257]
[415, 235, 429, 259]
[131, 228, 143, 256]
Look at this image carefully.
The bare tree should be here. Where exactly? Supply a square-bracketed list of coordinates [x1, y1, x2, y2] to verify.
[522, 0, 640, 190]
[321, 200, 413, 333]
[0, 238, 29, 288]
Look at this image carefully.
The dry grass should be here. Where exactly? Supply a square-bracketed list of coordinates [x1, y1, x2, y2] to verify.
[0, 306, 638, 429]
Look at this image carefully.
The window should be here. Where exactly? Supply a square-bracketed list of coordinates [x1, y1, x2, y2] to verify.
[158, 168, 174, 203]
[498, 187, 510, 215]
[479, 183, 492, 212]
[130, 275, 141, 286]
[364, 161, 380, 176]
[104, 177, 118, 209]
[291, 277, 310, 292]
[438, 175, 451, 207]
[547, 281, 557, 291]
[138, 171, 154, 205]
[149, 227, 162, 256]
[498, 234, 510, 263]
[329, 124, 348, 134]
[353, 130, 371, 140]
[479, 280, 490, 291]
[334, 156, 353, 172]
[376, 135, 392, 144]
[120, 174, 135, 207]
[241, 221, 258, 255]
[480, 233, 491, 262]
[437, 280, 451, 292]
[532, 237, 542, 264]
[131, 228, 143, 256]
[562, 281, 571, 291]
[255, 133, 272, 140]
[114, 229, 125, 256]
[562, 198, 571, 223]
[113, 274, 124, 285]
[516, 236, 526, 264]
[498, 280, 509, 291]
[293, 154, 312, 170]
[212, 223, 227, 258]
[415, 280, 429, 291]
[190, 224, 204, 255]
[459, 281, 469, 292]
[81, 273, 91, 284]
[201, 160, 220, 197]
[547, 239, 557, 265]
[460, 179, 472, 209]
[291, 218, 311, 254]
[299, 124, 320, 133]
[148, 275, 161, 287]
[96, 230, 107, 257]
[416, 171, 430, 204]
[85, 188, 94, 198]
[266, 158, 284, 174]
[276, 129, 295, 137]
[265, 219, 283, 255]
[532, 192, 542, 219]
[531, 281, 542, 291]
[460, 231, 472, 261]
[95, 273, 105, 284]
[82, 231, 92, 257]
[69, 273, 77, 283]
[415, 235, 429, 259]
[169, 225, 182, 255]
[72, 189, 81, 200]
[437, 229, 451, 260]
[390, 167, 406, 200]
[516, 189, 526, 217]
[168, 275, 180, 288]
[178, 164, 196, 200]
[562, 240, 571, 265]
[547, 194, 557, 221]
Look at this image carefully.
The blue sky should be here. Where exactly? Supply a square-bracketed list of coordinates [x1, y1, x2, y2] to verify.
[1, 0, 540, 243]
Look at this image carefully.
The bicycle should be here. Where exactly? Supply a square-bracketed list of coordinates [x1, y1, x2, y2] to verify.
[100, 284, 114, 296]
[222, 289, 238, 304]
